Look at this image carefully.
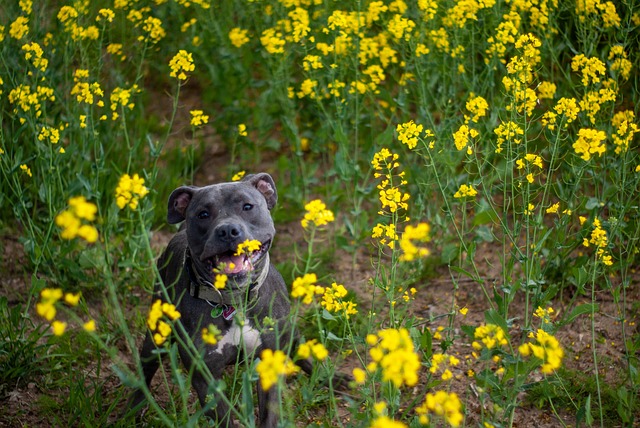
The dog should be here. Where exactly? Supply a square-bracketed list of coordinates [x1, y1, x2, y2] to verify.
[127, 173, 313, 427]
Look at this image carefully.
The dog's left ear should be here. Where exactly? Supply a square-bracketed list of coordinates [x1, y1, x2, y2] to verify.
[245, 173, 277, 210]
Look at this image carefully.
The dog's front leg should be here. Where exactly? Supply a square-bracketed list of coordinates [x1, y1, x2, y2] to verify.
[257, 379, 279, 428]
[191, 372, 239, 428]
[125, 330, 162, 417]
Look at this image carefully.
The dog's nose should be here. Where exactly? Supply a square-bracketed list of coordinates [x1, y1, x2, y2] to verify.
[216, 224, 244, 242]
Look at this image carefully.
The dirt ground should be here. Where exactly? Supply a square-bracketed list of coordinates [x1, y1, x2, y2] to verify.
[2, 92, 638, 427]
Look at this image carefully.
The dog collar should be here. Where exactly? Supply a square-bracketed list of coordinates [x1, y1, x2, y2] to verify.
[184, 249, 269, 306]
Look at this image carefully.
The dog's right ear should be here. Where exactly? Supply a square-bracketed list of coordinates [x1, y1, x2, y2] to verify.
[167, 186, 196, 224]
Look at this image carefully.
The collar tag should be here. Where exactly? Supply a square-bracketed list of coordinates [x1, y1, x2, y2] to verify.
[222, 305, 236, 321]
[210, 306, 223, 318]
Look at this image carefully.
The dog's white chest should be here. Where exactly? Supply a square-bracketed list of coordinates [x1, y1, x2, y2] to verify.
[212, 321, 262, 356]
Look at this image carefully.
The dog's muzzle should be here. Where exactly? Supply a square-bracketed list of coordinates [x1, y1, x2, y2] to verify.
[185, 243, 271, 306]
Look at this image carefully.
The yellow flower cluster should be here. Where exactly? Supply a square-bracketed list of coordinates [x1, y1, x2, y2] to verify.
[429, 353, 460, 381]
[146, 300, 181, 346]
[297, 339, 328, 361]
[365, 328, 420, 388]
[301, 199, 335, 229]
[169, 50, 195, 81]
[396, 120, 423, 149]
[571, 54, 606, 86]
[465, 94, 489, 123]
[190, 109, 209, 126]
[371, 223, 398, 249]
[109, 85, 138, 121]
[518, 329, 564, 374]
[415, 390, 463, 427]
[611, 111, 639, 154]
[229, 27, 250, 48]
[55, 196, 99, 243]
[580, 85, 617, 125]
[202, 323, 221, 345]
[472, 323, 509, 350]
[582, 217, 613, 265]
[608, 45, 632, 80]
[115, 173, 149, 210]
[37, 125, 62, 145]
[231, 170, 246, 181]
[22, 42, 48, 72]
[255, 349, 300, 390]
[57, 6, 100, 41]
[493, 121, 523, 153]
[452, 124, 478, 155]
[291, 273, 324, 304]
[8, 84, 55, 119]
[516, 153, 544, 184]
[36, 288, 94, 335]
[575, 0, 620, 28]
[398, 222, 431, 262]
[235, 239, 261, 255]
[453, 184, 478, 199]
[71, 69, 105, 109]
[321, 282, 358, 319]
[534, 306, 554, 324]
[542, 97, 580, 130]
[572, 128, 606, 161]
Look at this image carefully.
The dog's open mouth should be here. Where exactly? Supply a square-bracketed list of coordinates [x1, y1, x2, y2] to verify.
[207, 240, 270, 277]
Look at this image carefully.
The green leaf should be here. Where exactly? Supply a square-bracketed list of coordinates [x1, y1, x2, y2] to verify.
[473, 209, 499, 226]
[558, 303, 598, 327]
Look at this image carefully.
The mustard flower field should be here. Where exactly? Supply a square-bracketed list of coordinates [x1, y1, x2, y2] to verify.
[1, 0, 639, 426]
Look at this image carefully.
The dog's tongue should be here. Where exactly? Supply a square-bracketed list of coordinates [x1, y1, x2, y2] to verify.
[217, 255, 249, 274]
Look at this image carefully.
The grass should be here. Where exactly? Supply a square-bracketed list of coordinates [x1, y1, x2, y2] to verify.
[1, 0, 640, 427]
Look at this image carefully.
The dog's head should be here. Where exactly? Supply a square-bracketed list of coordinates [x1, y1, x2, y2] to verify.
[167, 173, 277, 297]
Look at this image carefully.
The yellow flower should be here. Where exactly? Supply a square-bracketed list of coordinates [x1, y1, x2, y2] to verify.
[465, 94, 489, 123]
[571, 54, 606, 86]
[169, 50, 195, 80]
[321, 283, 358, 319]
[459, 307, 468, 316]
[291, 273, 324, 305]
[238, 123, 248, 136]
[202, 324, 221, 345]
[83, 319, 96, 332]
[10, 16, 29, 40]
[55, 197, 99, 243]
[367, 328, 420, 388]
[399, 223, 431, 261]
[64, 292, 81, 306]
[416, 390, 463, 427]
[573, 128, 606, 161]
[115, 173, 149, 210]
[52, 320, 67, 336]
[453, 124, 478, 154]
[519, 329, 564, 374]
[546, 203, 560, 214]
[231, 171, 245, 181]
[297, 339, 328, 361]
[229, 27, 250, 48]
[255, 349, 299, 390]
[472, 324, 509, 350]
[370, 416, 407, 428]
[453, 184, 477, 199]
[352, 367, 367, 383]
[235, 239, 261, 255]
[190, 109, 209, 126]
[301, 199, 334, 229]
[20, 164, 32, 177]
[214, 274, 227, 290]
[396, 120, 423, 149]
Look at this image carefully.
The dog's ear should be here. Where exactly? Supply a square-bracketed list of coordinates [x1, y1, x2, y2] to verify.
[245, 173, 277, 210]
[167, 186, 196, 224]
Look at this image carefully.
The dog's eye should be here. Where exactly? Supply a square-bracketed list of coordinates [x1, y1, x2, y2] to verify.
[242, 203, 253, 211]
[197, 210, 210, 219]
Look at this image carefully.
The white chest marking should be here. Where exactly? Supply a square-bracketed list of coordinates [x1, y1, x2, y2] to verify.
[211, 321, 262, 356]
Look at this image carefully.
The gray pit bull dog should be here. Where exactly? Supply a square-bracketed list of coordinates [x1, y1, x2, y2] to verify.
[127, 173, 313, 427]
